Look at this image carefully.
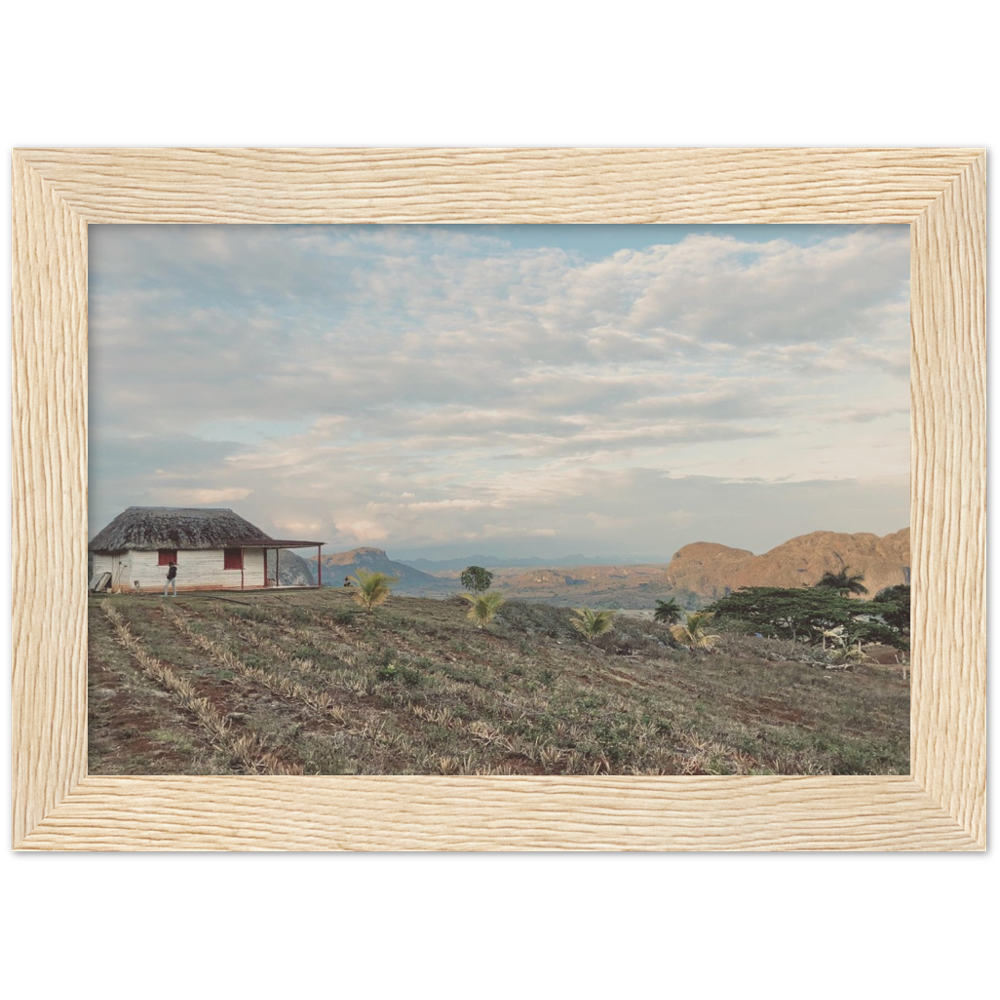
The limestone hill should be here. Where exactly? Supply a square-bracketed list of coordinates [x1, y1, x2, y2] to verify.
[663, 528, 910, 602]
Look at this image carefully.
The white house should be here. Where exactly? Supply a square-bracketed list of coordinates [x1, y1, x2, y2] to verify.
[88, 506, 325, 593]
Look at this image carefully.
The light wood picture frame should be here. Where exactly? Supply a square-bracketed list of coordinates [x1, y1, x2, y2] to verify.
[11, 148, 986, 851]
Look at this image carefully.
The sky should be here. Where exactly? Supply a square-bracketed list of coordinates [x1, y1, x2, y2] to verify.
[88, 224, 910, 562]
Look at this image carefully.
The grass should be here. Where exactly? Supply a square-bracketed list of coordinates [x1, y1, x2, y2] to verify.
[87, 588, 910, 776]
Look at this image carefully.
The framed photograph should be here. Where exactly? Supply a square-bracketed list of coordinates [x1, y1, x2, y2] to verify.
[11, 147, 986, 851]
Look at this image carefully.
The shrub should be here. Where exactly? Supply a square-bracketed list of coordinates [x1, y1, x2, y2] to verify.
[571, 607, 615, 642]
[495, 601, 577, 639]
[460, 591, 506, 629]
[669, 611, 721, 651]
[348, 570, 398, 612]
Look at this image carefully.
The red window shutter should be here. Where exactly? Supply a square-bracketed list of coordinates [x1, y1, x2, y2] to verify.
[158, 549, 178, 566]
[224, 548, 243, 570]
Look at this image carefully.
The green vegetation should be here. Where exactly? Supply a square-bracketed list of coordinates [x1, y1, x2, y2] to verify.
[348, 569, 399, 613]
[460, 565, 494, 594]
[814, 566, 869, 597]
[87, 588, 910, 777]
[570, 607, 615, 642]
[874, 584, 911, 637]
[653, 597, 683, 625]
[707, 586, 907, 649]
[669, 610, 721, 651]
[460, 591, 506, 629]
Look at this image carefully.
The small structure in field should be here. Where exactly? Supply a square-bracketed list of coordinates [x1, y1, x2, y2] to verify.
[88, 506, 325, 593]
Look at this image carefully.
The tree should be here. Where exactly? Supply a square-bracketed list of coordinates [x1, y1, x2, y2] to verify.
[706, 586, 909, 649]
[669, 611, 721, 652]
[874, 584, 910, 635]
[348, 569, 398, 612]
[571, 607, 615, 642]
[814, 566, 869, 597]
[460, 591, 506, 630]
[460, 565, 494, 594]
[653, 597, 683, 625]
[844, 614, 901, 649]
[707, 587, 854, 642]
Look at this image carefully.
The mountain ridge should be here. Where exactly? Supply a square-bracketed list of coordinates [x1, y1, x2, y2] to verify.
[314, 547, 453, 591]
[313, 530, 910, 606]
[663, 528, 910, 602]
[401, 553, 641, 572]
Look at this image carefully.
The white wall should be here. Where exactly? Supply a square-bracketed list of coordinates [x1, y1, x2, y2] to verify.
[122, 548, 268, 592]
[91, 552, 131, 590]
[245, 547, 265, 587]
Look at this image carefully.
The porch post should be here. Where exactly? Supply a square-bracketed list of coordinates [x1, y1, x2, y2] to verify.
[240, 547, 245, 591]
[317, 545, 322, 589]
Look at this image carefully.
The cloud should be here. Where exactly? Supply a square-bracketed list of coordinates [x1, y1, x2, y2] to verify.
[155, 488, 253, 505]
[334, 518, 388, 542]
[400, 499, 501, 511]
[89, 224, 910, 556]
[272, 517, 324, 535]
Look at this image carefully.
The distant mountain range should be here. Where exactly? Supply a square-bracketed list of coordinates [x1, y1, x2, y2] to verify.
[312, 530, 910, 608]
[313, 547, 455, 592]
[400, 553, 640, 572]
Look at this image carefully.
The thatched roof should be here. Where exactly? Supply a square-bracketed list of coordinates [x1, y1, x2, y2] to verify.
[89, 507, 276, 552]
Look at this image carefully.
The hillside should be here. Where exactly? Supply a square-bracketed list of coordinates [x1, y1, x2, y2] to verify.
[267, 549, 315, 587]
[403, 553, 630, 571]
[663, 528, 910, 602]
[486, 563, 692, 609]
[303, 529, 910, 609]
[88, 588, 910, 776]
[415, 528, 910, 608]
[316, 547, 454, 593]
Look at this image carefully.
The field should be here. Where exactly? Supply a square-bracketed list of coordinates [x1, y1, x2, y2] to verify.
[88, 589, 910, 776]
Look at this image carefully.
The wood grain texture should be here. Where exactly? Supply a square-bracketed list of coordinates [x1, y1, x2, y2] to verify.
[10, 148, 987, 850]
[11, 151, 89, 846]
[13, 147, 985, 224]
[910, 154, 987, 845]
[17, 776, 979, 851]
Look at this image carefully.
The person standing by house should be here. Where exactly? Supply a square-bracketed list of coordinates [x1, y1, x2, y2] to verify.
[164, 560, 178, 597]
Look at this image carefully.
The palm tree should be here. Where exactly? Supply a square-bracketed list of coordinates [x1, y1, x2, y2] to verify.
[460, 591, 506, 630]
[348, 569, 398, 612]
[571, 607, 615, 642]
[815, 567, 868, 597]
[669, 611, 721, 652]
[653, 598, 683, 625]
